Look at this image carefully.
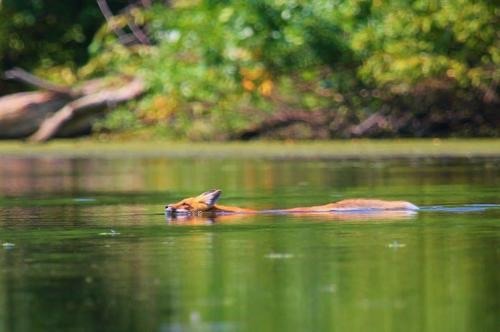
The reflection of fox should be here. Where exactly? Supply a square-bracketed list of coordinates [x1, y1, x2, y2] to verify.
[165, 189, 419, 215]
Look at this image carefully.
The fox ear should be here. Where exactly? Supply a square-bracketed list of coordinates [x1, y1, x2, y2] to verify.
[197, 189, 222, 207]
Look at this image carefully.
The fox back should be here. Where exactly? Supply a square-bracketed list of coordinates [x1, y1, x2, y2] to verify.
[286, 199, 419, 212]
[165, 189, 418, 215]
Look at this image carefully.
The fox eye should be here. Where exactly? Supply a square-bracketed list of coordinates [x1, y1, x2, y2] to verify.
[180, 203, 192, 210]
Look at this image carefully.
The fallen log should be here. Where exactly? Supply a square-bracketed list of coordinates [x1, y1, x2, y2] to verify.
[0, 91, 70, 138]
[235, 110, 330, 140]
[348, 111, 390, 136]
[0, 69, 145, 140]
[30, 78, 144, 142]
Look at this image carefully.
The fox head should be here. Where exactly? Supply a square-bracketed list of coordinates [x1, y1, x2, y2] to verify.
[165, 189, 222, 215]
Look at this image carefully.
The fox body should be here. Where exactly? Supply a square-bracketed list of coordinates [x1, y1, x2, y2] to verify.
[165, 189, 418, 215]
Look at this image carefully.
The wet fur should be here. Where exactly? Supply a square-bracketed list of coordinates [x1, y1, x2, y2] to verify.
[165, 189, 418, 215]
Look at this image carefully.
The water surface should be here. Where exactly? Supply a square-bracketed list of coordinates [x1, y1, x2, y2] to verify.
[0, 155, 498, 332]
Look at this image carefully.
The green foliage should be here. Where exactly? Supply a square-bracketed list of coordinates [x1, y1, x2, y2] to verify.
[87, 1, 358, 138]
[2, 0, 498, 138]
[352, 0, 499, 91]
[0, 0, 127, 80]
[93, 104, 143, 133]
[0, 1, 142, 130]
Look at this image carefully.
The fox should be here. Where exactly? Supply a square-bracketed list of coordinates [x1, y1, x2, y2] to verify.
[165, 189, 418, 215]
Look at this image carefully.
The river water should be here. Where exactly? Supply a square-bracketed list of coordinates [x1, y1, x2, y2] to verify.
[0, 155, 498, 331]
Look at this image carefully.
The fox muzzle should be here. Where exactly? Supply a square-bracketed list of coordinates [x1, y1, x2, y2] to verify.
[165, 205, 191, 215]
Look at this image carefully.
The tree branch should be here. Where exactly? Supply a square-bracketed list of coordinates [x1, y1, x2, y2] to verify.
[4, 67, 77, 96]
[235, 110, 328, 140]
[120, 3, 152, 45]
[349, 111, 389, 136]
[96, 0, 138, 45]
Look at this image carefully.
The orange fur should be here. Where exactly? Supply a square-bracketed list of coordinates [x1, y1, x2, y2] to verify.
[285, 199, 418, 212]
[165, 189, 418, 215]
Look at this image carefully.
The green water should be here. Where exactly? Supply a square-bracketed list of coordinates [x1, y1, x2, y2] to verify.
[0, 155, 498, 332]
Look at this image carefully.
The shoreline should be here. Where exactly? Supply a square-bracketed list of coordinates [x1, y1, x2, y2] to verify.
[0, 138, 499, 159]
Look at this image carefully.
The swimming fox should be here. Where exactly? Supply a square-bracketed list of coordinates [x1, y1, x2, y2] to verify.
[165, 189, 418, 215]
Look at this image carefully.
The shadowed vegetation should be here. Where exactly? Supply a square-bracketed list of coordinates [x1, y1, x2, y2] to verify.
[0, 0, 498, 140]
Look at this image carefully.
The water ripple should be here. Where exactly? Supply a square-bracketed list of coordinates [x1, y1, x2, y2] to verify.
[421, 204, 500, 213]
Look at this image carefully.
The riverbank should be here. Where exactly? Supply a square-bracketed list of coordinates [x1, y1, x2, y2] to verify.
[0, 139, 499, 159]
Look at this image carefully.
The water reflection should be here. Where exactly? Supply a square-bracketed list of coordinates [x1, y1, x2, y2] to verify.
[164, 210, 417, 225]
[0, 156, 498, 332]
[1, 157, 498, 206]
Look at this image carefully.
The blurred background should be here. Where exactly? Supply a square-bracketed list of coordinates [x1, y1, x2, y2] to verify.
[0, 0, 498, 141]
[0, 3, 499, 331]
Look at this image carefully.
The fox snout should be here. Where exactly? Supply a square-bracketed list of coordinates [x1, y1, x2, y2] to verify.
[165, 204, 189, 214]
